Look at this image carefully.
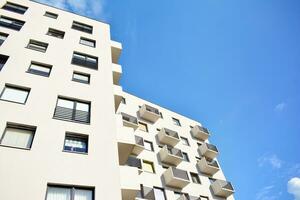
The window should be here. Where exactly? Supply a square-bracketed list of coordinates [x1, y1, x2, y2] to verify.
[180, 136, 189, 146]
[121, 97, 126, 104]
[54, 97, 91, 123]
[80, 37, 96, 47]
[153, 187, 166, 200]
[64, 133, 88, 153]
[190, 172, 201, 184]
[138, 122, 148, 132]
[0, 54, 9, 71]
[0, 15, 25, 31]
[200, 196, 209, 200]
[172, 117, 181, 126]
[0, 123, 36, 149]
[182, 152, 190, 162]
[144, 140, 153, 151]
[0, 85, 30, 104]
[46, 185, 94, 200]
[44, 11, 58, 19]
[142, 160, 155, 173]
[28, 62, 52, 77]
[174, 192, 189, 199]
[47, 28, 65, 39]
[2, 2, 28, 14]
[0, 32, 8, 46]
[197, 142, 203, 147]
[27, 40, 48, 52]
[159, 112, 163, 119]
[71, 52, 98, 70]
[72, 21, 93, 34]
[72, 72, 90, 84]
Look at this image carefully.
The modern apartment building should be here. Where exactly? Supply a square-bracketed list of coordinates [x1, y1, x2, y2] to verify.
[0, 1, 234, 200]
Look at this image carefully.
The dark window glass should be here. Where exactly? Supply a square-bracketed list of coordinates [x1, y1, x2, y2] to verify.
[72, 72, 90, 84]
[27, 40, 48, 52]
[0, 15, 25, 31]
[0, 54, 9, 71]
[80, 37, 96, 47]
[182, 152, 190, 162]
[0, 32, 8, 46]
[72, 21, 93, 34]
[121, 97, 126, 104]
[47, 28, 65, 39]
[64, 133, 88, 153]
[46, 185, 94, 200]
[2, 2, 28, 14]
[28, 62, 52, 77]
[44, 11, 58, 19]
[172, 117, 181, 126]
[71, 52, 98, 69]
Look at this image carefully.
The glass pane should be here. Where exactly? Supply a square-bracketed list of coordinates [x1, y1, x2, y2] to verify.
[30, 63, 51, 74]
[57, 99, 74, 109]
[86, 57, 97, 63]
[46, 187, 71, 200]
[80, 39, 94, 47]
[1, 127, 33, 148]
[76, 102, 89, 112]
[74, 189, 93, 200]
[153, 188, 166, 200]
[142, 161, 154, 173]
[73, 53, 85, 60]
[0, 18, 13, 24]
[144, 141, 153, 151]
[64, 136, 87, 153]
[1, 87, 29, 103]
[73, 73, 89, 82]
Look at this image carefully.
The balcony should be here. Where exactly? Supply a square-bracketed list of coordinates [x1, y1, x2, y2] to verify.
[121, 112, 139, 129]
[163, 167, 190, 189]
[138, 104, 160, 123]
[111, 40, 122, 64]
[191, 125, 210, 141]
[197, 157, 220, 175]
[157, 128, 180, 146]
[114, 85, 123, 112]
[198, 143, 219, 160]
[159, 145, 183, 166]
[211, 179, 234, 198]
[113, 63, 122, 85]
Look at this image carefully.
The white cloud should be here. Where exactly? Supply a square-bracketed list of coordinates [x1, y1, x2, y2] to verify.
[288, 177, 300, 200]
[258, 154, 283, 169]
[274, 102, 287, 112]
[256, 185, 281, 200]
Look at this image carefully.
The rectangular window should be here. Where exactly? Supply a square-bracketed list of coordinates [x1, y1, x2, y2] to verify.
[190, 172, 201, 184]
[0, 15, 25, 31]
[46, 185, 94, 200]
[138, 122, 148, 132]
[144, 140, 154, 151]
[47, 28, 65, 39]
[80, 37, 96, 47]
[27, 40, 48, 52]
[2, 2, 28, 14]
[200, 196, 209, 200]
[172, 117, 181, 126]
[72, 21, 93, 34]
[64, 133, 88, 153]
[0, 32, 8, 46]
[54, 97, 91, 124]
[180, 136, 189, 146]
[142, 160, 155, 173]
[121, 97, 126, 104]
[0, 54, 9, 71]
[44, 11, 58, 19]
[0, 85, 30, 104]
[0, 123, 36, 149]
[153, 187, 166, 200]
[71, 52, 98, 70]
[28, 62, 52, 77]
[182, 152, 190, 162]
[72, 72, 90, 84]
[159, 112, 163, 119]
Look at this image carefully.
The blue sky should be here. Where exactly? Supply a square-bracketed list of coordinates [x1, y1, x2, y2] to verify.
[38, 0, 300, 199]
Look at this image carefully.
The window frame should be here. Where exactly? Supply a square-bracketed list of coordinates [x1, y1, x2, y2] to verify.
[182, 152, 190, 162]
[0, 32, 8, 46]
[142, 160, 155, 173]
[0, 54, 9, 71]
[180, 136, 190, 146]
[27, 61, 52, 77]
[44, 11, 58, 19]
[46, 184, 95, 200]
[79, 37, 96, 48]
[71, 52, 98, 70]
[138, 121, 148, 132]
[153, 187, 167, 200]
[72, 71, 90, 84]
[172, 117, 181, 126]
[144, 140, 154, 151]
[0, 84, 30, 104]
[2, 2, 28, 14]
[0, 15, 25, 31]
[46, 28, 65, 39]
[72, 21, 93, 34]
[190, 172, 201, 184]
[63, 132, 89, 154]
[26, 39, 48, 53]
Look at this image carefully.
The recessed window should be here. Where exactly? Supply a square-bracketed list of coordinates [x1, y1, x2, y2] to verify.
[72, 72, 90, 84]
[172, 117, 181, 126]
[54, 97, 91, 124]
[121, 97, 126, 104]
[0, 122, 36, 149]
[64, 133, 88, 153]
[72, 21, 93, 34]
[0, 32, 8, 46]
[28, 62, 52, 77]
[200, 196, 209, 200]
[44, 11, 58, 19]
[153, 187, 167, 200]
[159, 112, 163, 119]
[2, 2, 28, 14]
[182, 152, 190, 162]
[190, 172, 201, 184]
[0, 15, 25, 31]
[144, 140, 154, 151]
[138, 122, 148, 132]
[46, 185, 94, 200]
[27, 40, 48, 53]
[47, 28, 65, 39]
[142, 160, 155, 173]
[180, 136, 189, 146]
[71, 52, 98, 70]
[0, 85, 30, 104]
[0, 54, 9, 71]
[80, 37, 96, 48]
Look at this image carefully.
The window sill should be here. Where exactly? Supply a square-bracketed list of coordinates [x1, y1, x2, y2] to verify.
[62, 150, 88, 155]
[0, 144, 31, 150]
[52, 117, 90, 125]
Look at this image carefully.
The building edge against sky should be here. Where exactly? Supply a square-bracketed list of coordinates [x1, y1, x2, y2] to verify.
[0, 0, 234, 200]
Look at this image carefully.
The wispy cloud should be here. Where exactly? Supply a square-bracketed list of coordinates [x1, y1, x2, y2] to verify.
[258, 154, 283, 169]
[274, 102, 287, 112]
[288, 177, 300, 200]
[256, 185, 282, 200]
[37, 0, 104, 17]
